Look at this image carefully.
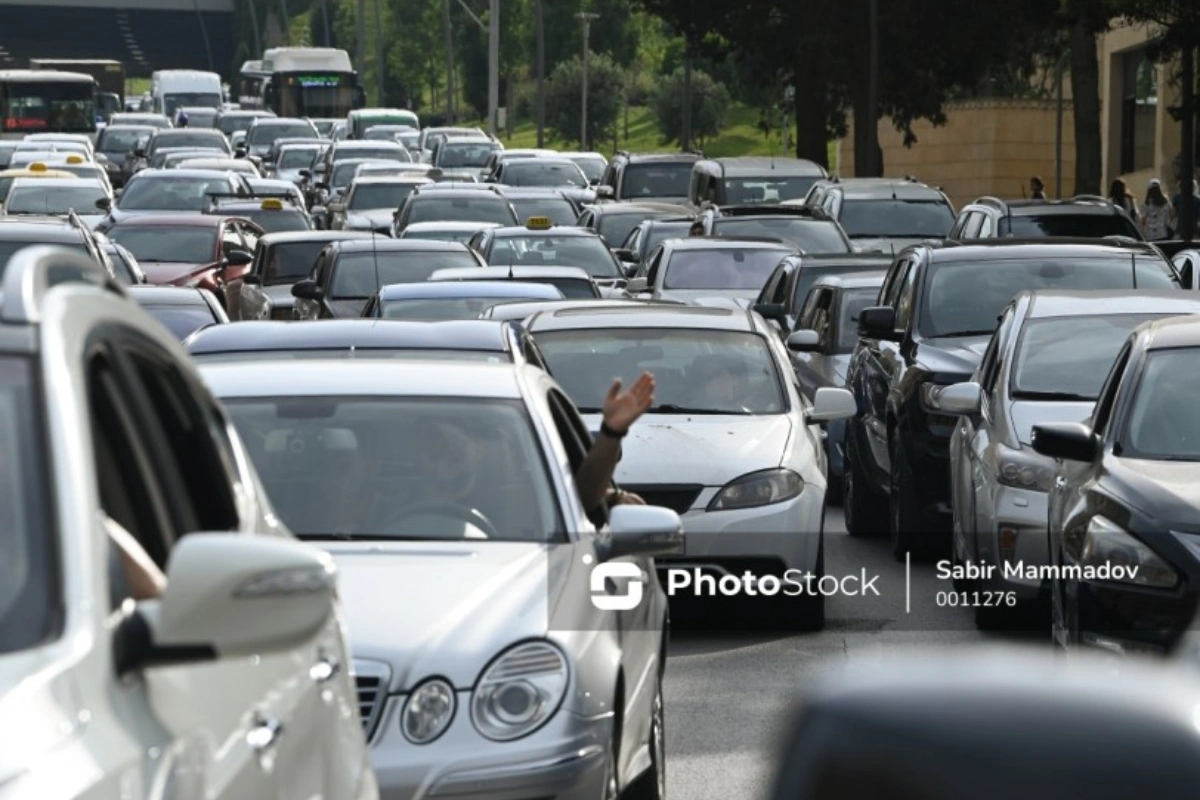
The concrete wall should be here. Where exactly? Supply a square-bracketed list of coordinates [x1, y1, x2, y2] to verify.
[838, 99, 1077, 210]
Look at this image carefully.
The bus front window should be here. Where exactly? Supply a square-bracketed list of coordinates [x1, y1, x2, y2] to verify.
[2, 81, 96, 133]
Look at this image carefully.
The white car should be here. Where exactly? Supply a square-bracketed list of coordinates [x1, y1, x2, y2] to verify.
[526, 303, 856, 629]
[0, 246, 377, 799]
[199, 358, 684, 800]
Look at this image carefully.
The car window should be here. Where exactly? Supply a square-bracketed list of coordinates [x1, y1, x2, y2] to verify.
[836, 289, 879, 352]
[1120, 348, 1200, 460]
[331, 251, 481, 297]
[978, 214, 995, 237]
[894, 262, 919, 331]
[488, 234, 620, 278]
[663, 248, 791, 290]
[837, 199, 956, 239]
[712, 218, 849, 253]
[1092, 340, 1134, 437]
[1001, 213, 1143, 239]
[221, 223, 244, 258]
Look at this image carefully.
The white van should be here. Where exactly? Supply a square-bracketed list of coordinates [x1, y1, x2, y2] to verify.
[151, 70, 223, 117]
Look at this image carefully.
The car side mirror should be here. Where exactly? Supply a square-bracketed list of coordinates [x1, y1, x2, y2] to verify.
[117, 533, 335, 674]
[242, 273, 261, 285]
[754, 302, 786, 322]
[612, 248, 635, 262]
[299, 168, 312, 179]
[857, 306, 900, 341]
[596, 185, 615, 200]
[327, 202, 344, 213]
[925, 382, 982, 416]
[315, 181, 329, 190]
[234, 146, 247, 158]
[223, 250, 253, 267]
[624, 277, 647, 294]
[95, 196, 112, 211]
[291, 279, 323, 300]
[603, 504, 685, 559]
[623, 263, 640, 279]
[807, 387, 857, 423]
[133, 148, 146, 158]
[1031, 422, 1098, 462]
[787, 329, 822, 352]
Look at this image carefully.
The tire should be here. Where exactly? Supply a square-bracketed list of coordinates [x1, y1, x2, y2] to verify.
[843, 422, 886, 536]
[623, 681, 665, 800]
[888, 438, 922, 561]
[769, 535, 825, 632]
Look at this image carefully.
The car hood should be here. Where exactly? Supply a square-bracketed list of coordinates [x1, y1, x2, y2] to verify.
[581, 413, 792, 485]
[324, 541, 565, 691]
[139, 260, 213, 284]
[658, 289, 760, 304]
[915, 335, 991, 381]
[344, 210, 393, 230]
[1106, 458, 1200, 530]
[1010, 400, 1095, 446]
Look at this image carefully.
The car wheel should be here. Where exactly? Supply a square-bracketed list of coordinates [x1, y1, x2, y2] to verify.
[772, 535, 825, 632]
[624, 681, 665, 800]
[888, 438, 921, 561]
[950, 539, 970, 593]
[843, 423, 886, 537]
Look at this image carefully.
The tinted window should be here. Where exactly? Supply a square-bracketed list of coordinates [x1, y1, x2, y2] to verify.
[261, 240, 331, 284]
[536, 328, 785, 414]
[144, 305, 218, 339]
[97, 127, 152, 153]
[332, 251, 480, 297]
[381, 297, 531, 320]
[5, 185, 108, 215]
[247, 123, 317, 144]
[1012, 314, 1165, 400]
[117, 176, 232, 211]
[150, 132, 229, 154]
[596, 212, 661, 247]
[488, 234, 619, 277]
[837, 289, 881, 351]
[502, 162, 589, 187]
[1002, 214, 1142, 239]
[233, 209, 310, 233]
[223, 397, 564, 541]
[838, 199, 956, 238]
[279, 147, 319, 168]
[713, 218, 849, 253]
[0, 358, 54, 654]
[724, 177, 820, 203]
[437, 142, 501, 167]
[663, 248, 789, 290]
[1121, 349, 1200, 460]
[108, 226, 216, 262]
[510, 197, 577, 226]
[406, 196, 516, 225]
[792, 264, 886, 309]
[348, 183, 419, 210]
[569, 156, 606, 183]
[620, 163, 693, 199]
[920, 257, 1177, 338]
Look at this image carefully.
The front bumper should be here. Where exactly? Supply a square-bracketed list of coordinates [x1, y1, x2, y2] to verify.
[970, 485, 1050, 600]
[657, 482, 826, 574]
[373, 693, 610, 800]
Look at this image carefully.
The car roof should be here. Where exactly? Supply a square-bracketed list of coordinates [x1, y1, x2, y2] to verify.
[489, 226, 598, 238]
[187, 319, 513, 354]
[349, 175, 432, 186]
[410, 189, 507, 200]
[152, 129, 225, 139]
[331, 238, 472, 253]
[526, 303, 756, 332]
[126, 285, 209, 306]
[482, 298, 669, 320]
[379, 281, 562, 300]
[586, 201, 691, 215]
[199, 360, 525, 399]
[666, 237, 798, 252]
[503, 158, 582, 168]
[1000, 198, 1119, 215]
[260, 230, 374, 245]
[926, 239, 1163, 262]
[617, 152, 701, 163]
[837, 181, 947, 201]
[703, 157, 825, 177]
[497, 187, 572, 198]
[130, 168, 237, 180]
[811, 272, 888, 290]
[0, 218, 86, 240]
[1141, 315, 1200, 350]
[402, 221, 501, 232]
[335, 141, 408, 150]
[790, 253, 894, 268]
[108, 214, 237, 228]
[8, 177, 98, 189]
[0, 167, 79, 179]
[441, 135, 496, 144]
[1022, 290, 1200, 319]
[430, 266, 591, 280]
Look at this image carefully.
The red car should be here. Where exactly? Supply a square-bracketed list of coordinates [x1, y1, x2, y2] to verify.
[103, 215, 265, 304]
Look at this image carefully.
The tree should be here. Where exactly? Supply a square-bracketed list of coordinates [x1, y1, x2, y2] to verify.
[544, 53, 626, 147]
[651, 67, 730, 147]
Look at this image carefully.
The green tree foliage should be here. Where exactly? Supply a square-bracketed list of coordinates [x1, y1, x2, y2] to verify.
[544, 53, 626, 147]
[650, 67, 730, 147]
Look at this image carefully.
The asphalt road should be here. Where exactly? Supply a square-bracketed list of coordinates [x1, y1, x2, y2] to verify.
[662, 507, 1050, 799]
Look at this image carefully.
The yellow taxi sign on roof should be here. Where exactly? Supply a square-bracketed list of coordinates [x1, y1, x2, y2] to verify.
[29, 162, 47, 172]
[66, 154, 83, 164]
[261, 198, 284, 210]
[525, 216, 553, 231]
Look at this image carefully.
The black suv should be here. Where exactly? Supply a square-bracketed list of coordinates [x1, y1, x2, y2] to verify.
[948, 195, 1142, 240]
[696, 204, 854, 254]
[596, 151, 700, 204]
[803, 177, 956, 253]
[842, 239, 1179, 557]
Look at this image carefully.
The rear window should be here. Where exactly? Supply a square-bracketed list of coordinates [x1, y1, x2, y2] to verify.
[664, 248, 790, 290]
[619, 162, 692, 199]
[406, 196, 516, 226]
[510, 197, 577, 227]
[1001, 213, 1143, 240]
[713, 218, 849, 254]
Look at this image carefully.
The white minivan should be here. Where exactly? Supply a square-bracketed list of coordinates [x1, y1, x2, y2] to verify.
[151, 69, 223, 118]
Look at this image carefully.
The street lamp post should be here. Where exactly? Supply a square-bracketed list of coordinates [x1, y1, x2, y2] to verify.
[577, 12, 599, 149]
[488, 0, 499, 136]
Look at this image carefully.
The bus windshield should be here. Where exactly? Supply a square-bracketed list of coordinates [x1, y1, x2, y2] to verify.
[1, 80, 96, 134]
[273, 75, 357, 119]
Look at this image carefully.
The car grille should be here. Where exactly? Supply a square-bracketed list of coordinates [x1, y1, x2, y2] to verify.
[621, 484, 702, 514]
[353, 659, 390, 743]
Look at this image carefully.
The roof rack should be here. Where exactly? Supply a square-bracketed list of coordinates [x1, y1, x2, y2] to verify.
[711, 203, 828, 219]
[1, 245, 124, 324]
[1067, 194, 1112, 205]
[204, 191, 300, 212]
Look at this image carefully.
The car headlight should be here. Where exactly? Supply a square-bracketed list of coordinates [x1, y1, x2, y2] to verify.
[994, 443, 1054, 493]
[471, 641, 568, 742]
[707, 468, 803, 511]
[1081, 515, 1178, 588]
[401, 678, 456, 744]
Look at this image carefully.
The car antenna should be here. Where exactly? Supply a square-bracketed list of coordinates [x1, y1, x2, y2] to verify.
[1131, 250, 1138, 289]
[371, 227, 382, 295]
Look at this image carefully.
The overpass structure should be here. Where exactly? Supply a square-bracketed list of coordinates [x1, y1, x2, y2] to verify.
[0, 0, 237, 79]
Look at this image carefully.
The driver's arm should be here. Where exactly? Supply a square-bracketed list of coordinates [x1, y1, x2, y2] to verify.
[576, 431, 621, 514]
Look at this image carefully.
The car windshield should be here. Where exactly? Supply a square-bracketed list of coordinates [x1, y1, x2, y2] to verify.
[1011, 314, 1165, 400]
[381, 297, 536, 320]
[117, 176, 232, 211]
[1121, 349, 1200, 461]
[713, 218, 850, 253]
[921, 257, 1177, 338]
[502, 162, 588, 187]
[5, 185, 107, 215]
[837, 289, 882, 352]
[235, 209, 310, 233]
[339, 147, 409, 164]
[164, 93, 221, 115]
[261, 240, 331, 284]
[597, 212, 662, 247]
[838, 199, 956, 238]
[332, 251, 480, 297]
[488, 234, 620, 277]
[407, 196, 515, 225]
[510, 198, 577, 226]
[620, 163, 692, 199]
[247, 123, 316, 144]
[194, 348, 509, 363]
[151, 132, 229, 154]
[536, 328, 785, 414]
[569, 156, 606, 183]
[279, 148, 319, 169]
[223, 397, 564, 541]
[107, 226, 215, 262]
[0, 358, 53, 655]
[438, 142, 501, 167]
[724, 177, 820, 204]
[97, 127, 150, 153]
[108, 251, 139, 285]
[144, 305, 216, 339]
[348, 183, 418, 210]
[663, 248, 790, 290]
[1001, 213, 1142, 239]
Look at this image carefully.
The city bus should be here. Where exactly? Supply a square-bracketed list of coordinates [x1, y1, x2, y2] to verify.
[256, 48, 364, 118]
[29, 59, 124, 121]
[0, 70, 98, 139]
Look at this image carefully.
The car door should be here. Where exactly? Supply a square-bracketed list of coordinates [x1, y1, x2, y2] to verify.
[755, 263, 791, 339]
[859, 258, 912, 475]
[792, 287, 834, 399]
[966, 309, 1013, 543]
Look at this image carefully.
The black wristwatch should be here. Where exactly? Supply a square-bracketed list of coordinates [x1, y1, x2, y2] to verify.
[600, 421, 628, 439]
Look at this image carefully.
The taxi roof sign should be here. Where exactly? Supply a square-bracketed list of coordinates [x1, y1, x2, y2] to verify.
[261, 198, 284, 210]
[525, 216, 553, 231]
[66, 154, 84, 164]
[29, 162, 47, 172]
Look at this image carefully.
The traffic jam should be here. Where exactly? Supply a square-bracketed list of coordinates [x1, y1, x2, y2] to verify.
[5, 45, 1200, 800]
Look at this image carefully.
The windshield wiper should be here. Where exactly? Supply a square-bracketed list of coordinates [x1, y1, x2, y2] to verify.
[649, 403, 746, 415]
[295, 533, 439, 542]
[1012, 390, 1093, 401]
[935, 330, 996, 338]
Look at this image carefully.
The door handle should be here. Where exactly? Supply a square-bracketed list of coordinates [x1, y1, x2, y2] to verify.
[247, 714, 284, 754]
